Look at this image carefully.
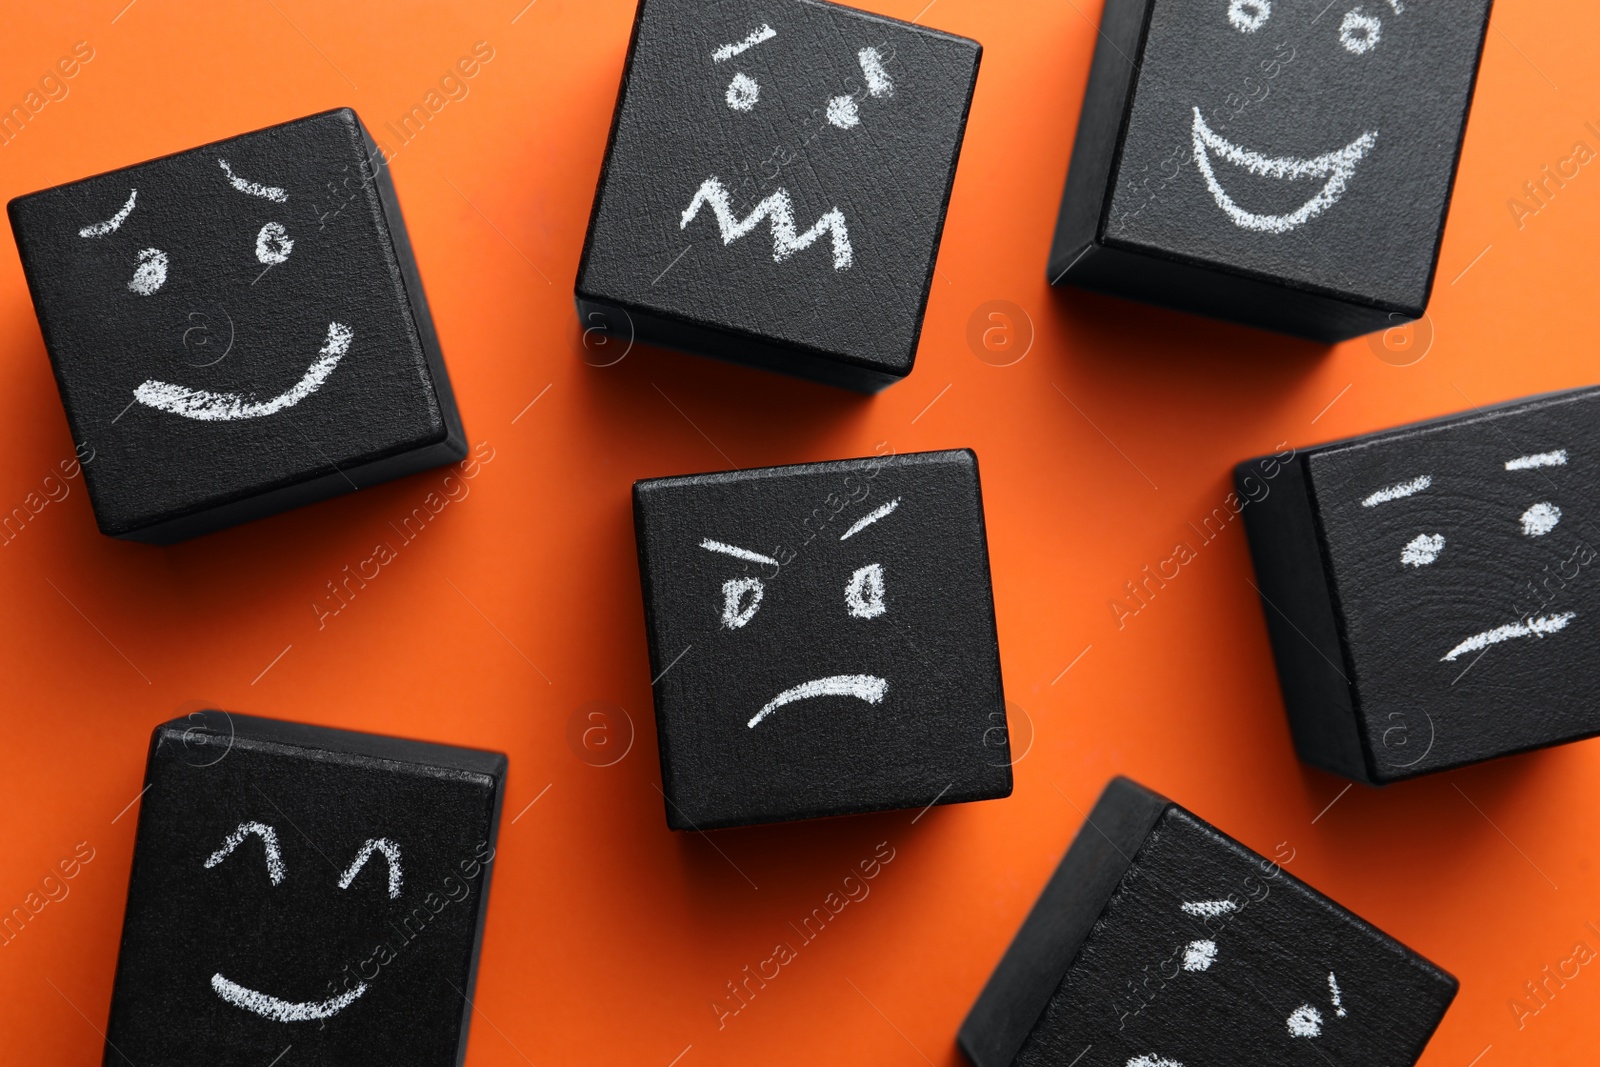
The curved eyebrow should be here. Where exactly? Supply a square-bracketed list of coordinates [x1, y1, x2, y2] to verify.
[840, 497, 900, 540]
[218, 159, 288, 203]
[337, 837, 403, 899]
[77, 189, 137, 237]
[203, 821, 285, 885]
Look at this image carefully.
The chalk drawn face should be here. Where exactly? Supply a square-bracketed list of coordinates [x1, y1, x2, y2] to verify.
[633, 451, 1009, 829]
[1305, 392, 1600, 775]
[1105, 0, 1492, 306]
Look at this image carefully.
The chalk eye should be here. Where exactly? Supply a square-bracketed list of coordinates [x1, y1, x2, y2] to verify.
[721, 577, 765, 629]
[1340, 8, 1381, 53]
[1227, 0, 1271, 33]
[255, 221, 294, 265]
[127, 247, 168, 296]
[845, 563, 887, 620]
[725, 72, 760, 112]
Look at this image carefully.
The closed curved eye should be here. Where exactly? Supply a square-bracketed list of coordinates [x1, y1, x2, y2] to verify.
[721, 577, 764, 629]
[1228, 0, 1271, 33]
[203, 821, 285, 885]
[338, 838, 403, 899]
[846, 563, 886, 619]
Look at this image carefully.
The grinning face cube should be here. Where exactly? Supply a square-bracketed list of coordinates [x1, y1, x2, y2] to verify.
[105, 713, 504, 1064]
[1305, 389, 1600, 778]
[7, 108, 462, 541]
[1104, 0, 1491, 311]
[576, 0, 982, 390]
[632, 449, 1010, 830]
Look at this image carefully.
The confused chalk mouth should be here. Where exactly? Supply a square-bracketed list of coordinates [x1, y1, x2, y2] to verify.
[748, 674, 888, 729]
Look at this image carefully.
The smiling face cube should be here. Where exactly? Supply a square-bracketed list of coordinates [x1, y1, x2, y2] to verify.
[633, 449, 1010, 829]
[577, 0, 982, 392]
[7, 108, 465, 542]
[1049, 0, 1491, 341]
[105, 713, 505, 1064]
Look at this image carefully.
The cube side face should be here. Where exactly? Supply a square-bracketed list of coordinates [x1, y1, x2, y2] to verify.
[576, 0, 980, 381]
[8, 108, 452, 538]
[634, 449, 1008, 829]
[105, 717, 504, 1064]
[1101, 0, 1491, 312]
[1305, 387, 1600, 780]
[1015, 807, 1456, 1067]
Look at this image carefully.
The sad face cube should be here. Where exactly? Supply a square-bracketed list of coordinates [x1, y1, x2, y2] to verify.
[632, 449, 1010, 829]
[1240, 386, 1600, 782]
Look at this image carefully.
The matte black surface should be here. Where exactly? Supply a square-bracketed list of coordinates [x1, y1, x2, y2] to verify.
[104, 712, 506, 1066]
[1049, 0, 1492, 342]
[1242, 387, 1600, 783]
[577, 0, 981, 392]
[962, 778, 1457, 1067]
[8, 108, 466, 543]
[633, 448, 1010, 829]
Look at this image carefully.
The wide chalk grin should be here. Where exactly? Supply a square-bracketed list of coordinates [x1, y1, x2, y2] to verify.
[1190, 108, 1377, 235]
[133, 321, 352, 421]
[210, 972, 368, 1023]
[747, 674, 888, 729]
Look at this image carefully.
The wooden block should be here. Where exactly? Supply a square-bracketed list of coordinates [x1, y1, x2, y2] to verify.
[105, 712, 505, 1064]
[959, 778, 1456, 1067]
[577, 0, 981, 392]
[7, 108, 466, 543]
[1048, 0, 1491, 342]
[1240, 387, 1600, 782]
[632, 448, 1010, 829]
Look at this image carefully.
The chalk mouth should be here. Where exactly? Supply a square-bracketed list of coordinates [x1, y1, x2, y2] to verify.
[747, 674, 888, 729]
[1190, 108, 1377, 235]
[133, 321, 351, 421]
[211, 972, 368, 1023]
[1440, 612, 1576, 664]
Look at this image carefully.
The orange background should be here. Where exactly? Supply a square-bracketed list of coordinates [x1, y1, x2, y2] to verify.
[0, 1, 1596, 1064]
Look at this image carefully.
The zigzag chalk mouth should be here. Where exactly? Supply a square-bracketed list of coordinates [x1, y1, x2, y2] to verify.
[681, 177, 853, 270]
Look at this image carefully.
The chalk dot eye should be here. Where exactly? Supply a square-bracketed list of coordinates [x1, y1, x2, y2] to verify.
[255, 221, 294, 265]
[1340, 8, 1381, 53]
[127, 247, 168, 296]
[1228, 0, 1271, 33]
[845, 563, 886, 620]
[721, 577, 764, 629]
[826, 95, 860, 129]
[725, 72, 760, 112]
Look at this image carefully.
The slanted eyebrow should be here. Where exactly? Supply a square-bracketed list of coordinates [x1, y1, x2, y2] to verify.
[700, 538, 778, 566]
[1360, 475, 1429, 508]
[712, 24, 775, 63]
[218, 159, 288, 203]
[839, 497, 900, 540]
[1505, 450, 1566, 471]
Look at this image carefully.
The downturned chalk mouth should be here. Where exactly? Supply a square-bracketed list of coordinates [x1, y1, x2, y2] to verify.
[747, 674, 888, 729]
[211, 972, 368, 1022]
[1190, 108, 1377, 235]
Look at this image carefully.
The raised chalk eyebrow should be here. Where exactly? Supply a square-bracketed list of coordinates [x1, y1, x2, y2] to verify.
[218, 159, 289, 203]
[78, 189, 137, 237]
[1179, 899, 1239, 919]
[211, 973, 367, 1023]
[700, 538, 779, 566]
[1440, 611, 1576, 663]
[337, 837, 403, 899]
[712, 24, 776, 63]
[682, 178, 852, 270]
[203, 821, 285, 885]
[1505, 450, 1567, 470]
[840, 497, 901, 540]
[134, 321, 351, 421]
[748, 674, 888, 729]
[1361, 474, 1430, 507]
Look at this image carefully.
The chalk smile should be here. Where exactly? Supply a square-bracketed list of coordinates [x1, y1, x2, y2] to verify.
[210, 972, 368, 1022]
[133, 321, 351, 421]
[747, 674, 888, 729]
[1191, 108, 1377, 234]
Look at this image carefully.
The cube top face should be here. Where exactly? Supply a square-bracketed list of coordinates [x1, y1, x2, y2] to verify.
[107, 713, 505, 1064]
[633, 449, 1009, 829]
[578, 0, 981, 377]
[1306, 388, 1600, 778]
[1103, 0, 1490, 311]
[8, 108, 448, 536]
[1017, 806, 1456, 1067]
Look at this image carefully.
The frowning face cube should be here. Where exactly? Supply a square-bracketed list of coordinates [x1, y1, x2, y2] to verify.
[632, 449, 1010, 829]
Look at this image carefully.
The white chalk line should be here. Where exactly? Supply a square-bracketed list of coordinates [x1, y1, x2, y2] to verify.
[1506, 450, 1566, 470]
[1180, 900, 1239, 919]
[1329, 972, 1346, 1017]
[212, 973, 367, 1022]
[858, 47, 893, 98]
[134, 321, 351, 421]
[1441, 611, 1576, 662]
[219, 159, 288, 203]
[748, 674, 887, 729]
[337, 838, 402, 899]
[204, 821, 285, 884]
[681, 177, 852, 270]
[700, 539, 777, 566]
[1192, 108, 1376, 234]
[712, 24, 775, 62]
[78, 189, 137, 237]
[1362, 474, 1430, 507]
[840, 497, 900, 540]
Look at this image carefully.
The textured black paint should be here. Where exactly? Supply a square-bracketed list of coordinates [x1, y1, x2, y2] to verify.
[1241, 386, 1600, 783]
[961, 778, 1457, 1067]
[633, 449, 1009, 829]
[8, 108, 465, 543]
[1048, 0, 1491, 342]
[577, 0, 981, 392]
[104, 712, 505, 1067]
